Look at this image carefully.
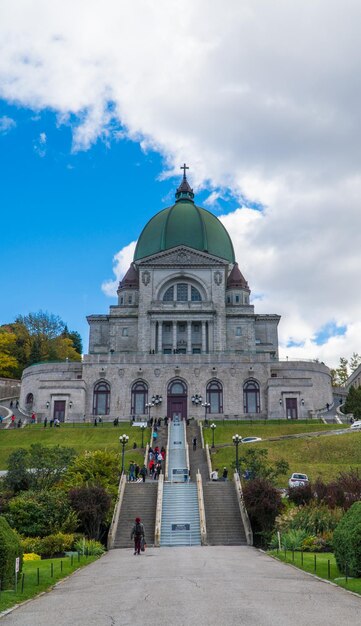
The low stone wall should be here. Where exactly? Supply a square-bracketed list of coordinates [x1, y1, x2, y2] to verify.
[0, 378, 20, 400]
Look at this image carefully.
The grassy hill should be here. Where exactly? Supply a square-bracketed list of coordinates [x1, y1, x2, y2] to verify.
[202, 420, 361, 486]
[0, 423, 151, 469]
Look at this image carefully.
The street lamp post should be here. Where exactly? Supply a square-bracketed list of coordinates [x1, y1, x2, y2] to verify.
[210, 422, 216, 448]
[191, 393, 203, 406]
[119, 434, 129, 474]
[201, 401, 210, 423]
[146, 394, 163, 422]
[232, 434, 241, 474]
[140, 423, 146, 448]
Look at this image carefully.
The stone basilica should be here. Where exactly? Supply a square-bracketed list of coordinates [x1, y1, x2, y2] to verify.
[20, 170, 332, 422]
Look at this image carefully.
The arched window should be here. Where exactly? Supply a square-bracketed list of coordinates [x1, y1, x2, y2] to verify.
[168, 379, 187, 395]
[93, 381, 110, 415]
[207, 380, 223, 413]
[162, 283, 202, 302]
[25, 393, 34, 406]
[243, 380, 260, 413]
[131, 381, 148, 415]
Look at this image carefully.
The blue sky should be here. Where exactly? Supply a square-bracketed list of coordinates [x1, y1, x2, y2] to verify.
[1, 1, 361, 367]
[0, 101, 239, 351]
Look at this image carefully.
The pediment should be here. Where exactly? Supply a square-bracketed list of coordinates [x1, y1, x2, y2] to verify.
[135, 246, 228, 268]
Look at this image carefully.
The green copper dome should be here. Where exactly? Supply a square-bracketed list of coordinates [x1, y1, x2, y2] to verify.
[134, 173, 235, 263]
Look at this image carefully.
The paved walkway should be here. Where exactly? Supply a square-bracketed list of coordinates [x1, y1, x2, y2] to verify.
[1, 546, 361, 625]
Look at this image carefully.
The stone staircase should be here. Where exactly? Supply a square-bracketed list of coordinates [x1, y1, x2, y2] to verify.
[160, 483, 201, 546]
[186, 421, 209, 482]
[112, 482, 157, 548]
[203, 481, 247, 545]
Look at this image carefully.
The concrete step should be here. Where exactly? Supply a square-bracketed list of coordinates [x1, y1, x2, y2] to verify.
[203, 482, 247, 546]
[113, 482, 158, 548]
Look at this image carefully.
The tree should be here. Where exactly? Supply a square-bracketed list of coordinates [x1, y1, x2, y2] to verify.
[343, 385, 361, 419]
[27, 444, 77, 491]
[68, 485, 111, 539]
[332, 357, 349, 387]
[6, 490, 74, 537]
[15, 311, 65, 339]
[243, 478, 283, 547]
[61, 450, 120, 500]
[333, 501, 361, 577]
[1, 311, 82, 377]
[5, 444, 77, 493]
[4, 449, 31, 494]
[349, 352, 361, 372]
[238, 448, 289, 483]
[0, 329, 18, 378]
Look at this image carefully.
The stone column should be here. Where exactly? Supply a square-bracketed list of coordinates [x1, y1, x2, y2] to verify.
[172, 321, 177, 352]
[157, 321, 163, 354]
[201, 321, 207, 354]
[208, 320, 214, 353]
[150, 320, 156, 353]
[187, 321, 192, 354]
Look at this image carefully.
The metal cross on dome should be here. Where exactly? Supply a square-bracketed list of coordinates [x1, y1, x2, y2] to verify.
[180, 163, 189, 178]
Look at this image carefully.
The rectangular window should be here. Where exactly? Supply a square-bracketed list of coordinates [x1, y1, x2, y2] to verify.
[236, 327, 242, 336]
[135, 394, 145, 415]
[179, 324, 186, 332]
[122, 328, 128, 337]
[164, 324, 171, 332]
[193, 324, 200, 332]
[227, 296, 231, 303]
[163, 348, 172, 354]
[177, 283, 188, 301]
[128, 296, 132, 304]
[192, 348, 201, 354]
[235, 295, 240, 303]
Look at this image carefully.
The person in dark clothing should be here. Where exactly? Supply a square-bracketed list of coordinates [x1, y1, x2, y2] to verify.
[222, 467, 228, 481]
[131, 517, 145, 555]
[140, 465, 147, 482]
[193, 437, 197, 451]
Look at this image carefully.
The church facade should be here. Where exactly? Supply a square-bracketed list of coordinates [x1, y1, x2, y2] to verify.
[20, 172, 332, 422]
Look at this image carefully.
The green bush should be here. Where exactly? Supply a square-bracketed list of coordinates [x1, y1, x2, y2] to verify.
[0, 516, 23, 589]
[20, 533, 76, 557]
[280, 503, 343, 535]
[333, 501, 361, 577]
[243, 478, 283, 547]
[6, 490, 76, 537]
[74, 538, 105, 556]
[281, 529, 308, 550]
[301, 531, 334, 552]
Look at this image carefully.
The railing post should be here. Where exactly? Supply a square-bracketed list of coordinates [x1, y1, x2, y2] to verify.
[196, 471, 207, 545]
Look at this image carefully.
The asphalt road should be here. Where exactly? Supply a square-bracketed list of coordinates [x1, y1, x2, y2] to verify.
[1, 546, 360, 626]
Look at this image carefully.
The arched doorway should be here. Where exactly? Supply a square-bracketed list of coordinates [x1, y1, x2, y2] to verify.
[167, 379, 187, 420]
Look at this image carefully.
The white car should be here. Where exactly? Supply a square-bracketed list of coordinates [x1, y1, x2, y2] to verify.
[288, 473, 309, 488]
[241, 437, 262, 444]
[350, 420, 361, 430]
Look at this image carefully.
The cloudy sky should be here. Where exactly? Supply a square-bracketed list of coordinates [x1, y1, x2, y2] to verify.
[1, 0, 361, 367]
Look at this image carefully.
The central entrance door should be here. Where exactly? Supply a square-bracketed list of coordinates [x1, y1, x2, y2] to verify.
[167, 379, 187, 420]
[53, 400, 66, 422]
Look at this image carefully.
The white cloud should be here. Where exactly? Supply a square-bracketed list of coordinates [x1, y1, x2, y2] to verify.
[0, 115, 16, 134]
[33, 131, 47, 157]
[1, 1, 361, 366]
[101, 241, 137, 297]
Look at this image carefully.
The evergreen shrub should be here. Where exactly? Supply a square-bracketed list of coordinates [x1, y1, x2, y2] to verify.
[333, 501, 361, 577]
[0, 516, 23, 589]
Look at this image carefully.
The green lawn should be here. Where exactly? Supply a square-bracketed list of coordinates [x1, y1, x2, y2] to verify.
[269, 550, 361, 595]
[0, 554, 99, 613]
[203, 421, 361, 486]
[0, 423, 152, 469]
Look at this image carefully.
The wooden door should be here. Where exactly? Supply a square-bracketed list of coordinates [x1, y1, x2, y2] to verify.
[53, 400, 66, 422]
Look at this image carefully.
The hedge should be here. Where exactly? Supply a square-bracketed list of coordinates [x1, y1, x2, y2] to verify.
[333, 501, 361, 577]
[0, 516, 23, 589]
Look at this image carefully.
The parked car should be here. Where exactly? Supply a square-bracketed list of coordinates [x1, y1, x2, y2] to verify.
[350, 420, 361, 430]
[241, 437, 262, 444]
[288, 472, 309, 488]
